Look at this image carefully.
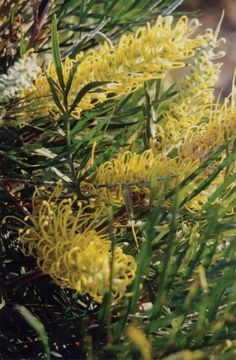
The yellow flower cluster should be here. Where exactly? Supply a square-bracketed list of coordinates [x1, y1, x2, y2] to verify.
[18, 182, 137, 303]
[21, 15, 206, 121]
[81, 150, 198, 207]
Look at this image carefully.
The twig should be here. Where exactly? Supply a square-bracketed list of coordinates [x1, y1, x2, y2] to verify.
[0, 181, 30, 215]
[96, 175, 178, 190]
[5, 268, 44, 290]
[0, 175, 177, 190]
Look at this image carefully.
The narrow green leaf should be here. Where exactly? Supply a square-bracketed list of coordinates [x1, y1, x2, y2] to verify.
[182, 209, 218, 281]
[80, 117, 108, 145]
[150, 190, 179, 319]
[15, 305, 51, 360]
[51, 15, 65, 91]
[64, 58, 83, 99]
[20, 38, 29, 57]
[69, 81, 110, 115]
[203, 172, 236, 209]
[46, 74, 65, 115]
[162, 0, 184, 15]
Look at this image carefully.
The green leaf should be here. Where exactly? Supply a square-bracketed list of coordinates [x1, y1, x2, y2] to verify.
[51, 15, 65, 91]
[46, 74, 65, 115]
[69, 81, 110, 115]
[20, 38, 29, 57]
[64, 58, 83, 99]
[150, 190, 179, 319]
[203, 172, 236, 210]
[162, 0, 184, 15]
[15, 305, 51, 360]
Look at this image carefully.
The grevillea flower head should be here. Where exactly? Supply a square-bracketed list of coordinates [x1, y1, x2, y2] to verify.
[152, 16, 226, 155]
[82, 150, 198, 207]
[21, 15, 206, 121]
[18, 182, 137, 303]
[83, 145, 228, 213]
[177, 24, 225, 106]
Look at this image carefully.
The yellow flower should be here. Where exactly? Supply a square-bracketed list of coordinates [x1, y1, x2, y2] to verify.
[152, 20, 225, 155]
[18, 182, 137, 303]
[21, 15, 206, 121]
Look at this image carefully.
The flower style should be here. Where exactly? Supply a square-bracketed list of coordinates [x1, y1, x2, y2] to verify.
[21, 15, 206, 121]
[18, 182, 137, 303]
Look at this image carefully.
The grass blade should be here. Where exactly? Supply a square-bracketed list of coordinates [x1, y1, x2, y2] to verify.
[15, 305, 51, 360]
